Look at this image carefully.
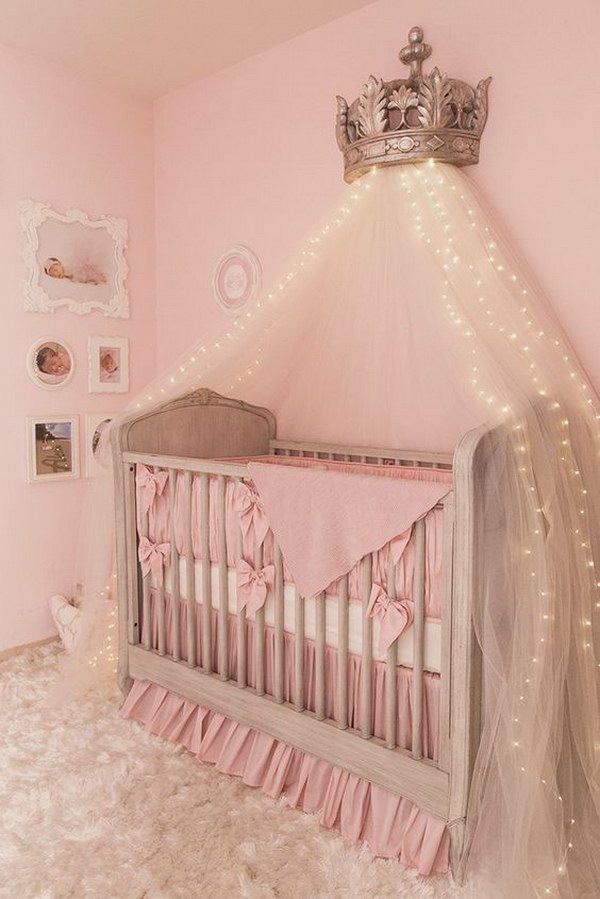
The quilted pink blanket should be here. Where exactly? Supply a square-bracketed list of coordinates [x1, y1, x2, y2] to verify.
[247, 462, 450, 598]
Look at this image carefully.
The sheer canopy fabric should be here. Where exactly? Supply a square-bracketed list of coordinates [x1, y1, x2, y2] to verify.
[68, 164, 600, 898]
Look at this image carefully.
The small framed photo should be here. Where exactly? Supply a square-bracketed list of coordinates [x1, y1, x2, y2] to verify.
[88, 336, 129, 393]
[212, 245, 261, 315]
[27, 416, 79, 482]
[21, 200, 129, 318]
[26, 337, 75, 390]
[85, 413, 114, 477]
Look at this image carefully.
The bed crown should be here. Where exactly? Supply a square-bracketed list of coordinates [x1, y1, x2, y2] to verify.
[336, 26, 491, 182]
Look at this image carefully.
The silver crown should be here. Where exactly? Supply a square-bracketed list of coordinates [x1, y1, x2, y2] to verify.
[336, 26, 491, 182]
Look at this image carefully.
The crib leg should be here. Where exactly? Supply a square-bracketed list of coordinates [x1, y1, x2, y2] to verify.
[448, 817, 467, 883]
[118, 670, 133, 700]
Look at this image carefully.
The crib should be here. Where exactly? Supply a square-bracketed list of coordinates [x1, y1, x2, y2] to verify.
[113, 388, 486, 877]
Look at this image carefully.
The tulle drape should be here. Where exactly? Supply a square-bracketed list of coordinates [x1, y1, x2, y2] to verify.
[62, 163, 600, 897]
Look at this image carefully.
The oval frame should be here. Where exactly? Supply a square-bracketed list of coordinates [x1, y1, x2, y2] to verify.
[212, 245, 262, 315]
[26, 337, 75, 390]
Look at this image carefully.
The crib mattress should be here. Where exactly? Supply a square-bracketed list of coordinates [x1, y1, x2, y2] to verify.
[158, 561, 442, 672]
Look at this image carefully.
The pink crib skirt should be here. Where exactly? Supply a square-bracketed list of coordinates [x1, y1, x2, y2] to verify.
[150, 593, 441, 760]
[122, 679, 450, 875]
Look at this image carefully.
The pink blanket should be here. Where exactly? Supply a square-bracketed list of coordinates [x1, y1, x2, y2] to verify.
[247, 462, 450, 599]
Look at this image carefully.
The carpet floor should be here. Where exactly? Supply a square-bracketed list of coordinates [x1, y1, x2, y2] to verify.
[0, 643, 463, 898]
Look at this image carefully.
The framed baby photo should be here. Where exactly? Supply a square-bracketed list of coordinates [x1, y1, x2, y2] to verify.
[21, 200, 129, 318]
[84, 413, 114, 477]
[27, 416, 80, 483]
[88, 336, 129, 393]
[212, 245, 261, 315]
[26, 337, 75, 390]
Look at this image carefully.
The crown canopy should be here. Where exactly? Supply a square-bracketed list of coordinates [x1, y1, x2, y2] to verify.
[336, 26, 491, 182]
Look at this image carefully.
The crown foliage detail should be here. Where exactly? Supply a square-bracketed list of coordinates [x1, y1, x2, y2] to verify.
[336, 27, 491, 181]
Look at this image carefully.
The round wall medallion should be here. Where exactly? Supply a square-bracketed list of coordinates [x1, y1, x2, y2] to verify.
[212, 245, 262, 315]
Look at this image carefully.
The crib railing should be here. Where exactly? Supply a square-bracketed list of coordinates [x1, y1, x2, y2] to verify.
[118, 448, 455, 820]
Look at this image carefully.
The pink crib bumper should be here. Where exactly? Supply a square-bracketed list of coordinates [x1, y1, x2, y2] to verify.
[136, 463, 447, 619]
[122, 679, 450, 876]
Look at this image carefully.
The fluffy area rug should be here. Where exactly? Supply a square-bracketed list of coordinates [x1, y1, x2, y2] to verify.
[0, 643, 463, 898]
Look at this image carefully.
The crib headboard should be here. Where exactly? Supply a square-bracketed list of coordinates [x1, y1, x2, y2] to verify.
[115, 389, 276, 459]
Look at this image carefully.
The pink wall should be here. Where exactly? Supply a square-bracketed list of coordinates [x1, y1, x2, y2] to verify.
[5, 0, 599, 650]
[0, 44, 155, 651]
[154, 0, 600, 388]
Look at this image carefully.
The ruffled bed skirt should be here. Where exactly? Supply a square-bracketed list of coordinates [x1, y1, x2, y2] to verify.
[122, 679, 450, 875]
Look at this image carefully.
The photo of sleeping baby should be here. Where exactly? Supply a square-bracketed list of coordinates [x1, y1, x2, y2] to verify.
[35, 216, 118, 310]
[28, 339, 74, 389]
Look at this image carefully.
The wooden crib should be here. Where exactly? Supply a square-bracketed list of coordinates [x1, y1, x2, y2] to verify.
[113, 388, 486, 876]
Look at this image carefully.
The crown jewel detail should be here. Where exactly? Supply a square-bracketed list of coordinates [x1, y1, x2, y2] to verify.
[336, 27, 491, 181]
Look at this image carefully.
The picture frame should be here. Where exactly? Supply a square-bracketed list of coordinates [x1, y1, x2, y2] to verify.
[84, 413, 114, 477]
[88, 336, 129, 393]
[26, 337, 75, 390]
[21, 200, 129, 318]
[27, 415, 79, 483]
[212, 245, 261, 315]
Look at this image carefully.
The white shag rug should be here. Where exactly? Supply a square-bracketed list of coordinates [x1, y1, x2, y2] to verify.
[0, 644, 464, 898]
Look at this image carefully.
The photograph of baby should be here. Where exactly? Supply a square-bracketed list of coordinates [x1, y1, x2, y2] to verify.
[44, 255, 107, 286]
[27, 338, 74, 389]
[38, 219, 114, 307]
[27, 416, 79, 482]
[99, 346, 120, 383]
[88, 336, 129, 393]
[22, 201, 129, 317]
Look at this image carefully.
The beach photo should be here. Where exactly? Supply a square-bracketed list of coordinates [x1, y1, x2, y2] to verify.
[27, 416, 79, 482]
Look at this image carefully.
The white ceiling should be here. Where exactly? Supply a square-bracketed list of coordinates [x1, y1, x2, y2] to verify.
[0, 0, 376, 98]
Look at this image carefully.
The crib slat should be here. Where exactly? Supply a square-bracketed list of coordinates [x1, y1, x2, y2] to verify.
[315, 592, 326, 720]
[169, 469, 181, 662]
[200, 473, 212, 673]
[385, 549, 398, 749]
[274, 543, 285, 703]
[217, 475, 228, 680]
[123, 464, 140, 648]
[438, 496, 455, 773]
[361, 554, 373, 738]
[337, 575, 349, 729]
[139, 501, 152, 651]
[255, 542, 265, 696]
[154, 467, 166, 657]
[412, 517, 426, 759]
[183, 470, 196, 668]
[294, 588, 305, 711]
[157, 583, 166, 656]
[236, 501, 246, 688]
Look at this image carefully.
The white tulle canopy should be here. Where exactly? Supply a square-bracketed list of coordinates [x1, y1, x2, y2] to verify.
[69, 162, 600, 898]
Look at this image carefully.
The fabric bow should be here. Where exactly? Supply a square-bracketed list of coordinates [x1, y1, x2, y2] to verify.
[234, 481, 269, 547]
[236, 559, 274, 615]
[136, 465, 169, 515]
[138, 536, 171, 585]
[367, 583, 414, 653]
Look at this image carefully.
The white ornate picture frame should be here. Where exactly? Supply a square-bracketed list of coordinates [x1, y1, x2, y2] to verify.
[88, 336, 129, 393]
[84, 413, 114, 477]
[21, 200, 129, 317]
[212, 245, 261, 315]
[26, 415, 80, 483]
